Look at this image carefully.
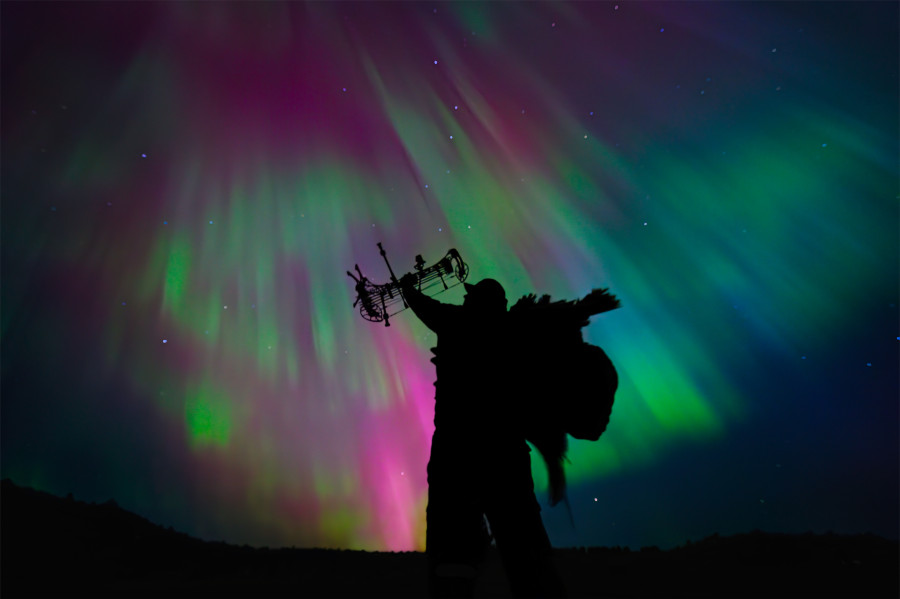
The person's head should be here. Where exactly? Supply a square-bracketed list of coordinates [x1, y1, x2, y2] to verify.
[463, 278, 507, 313]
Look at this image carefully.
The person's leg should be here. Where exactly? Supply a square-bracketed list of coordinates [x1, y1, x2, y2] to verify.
[483, 449, 566, 598]
[486, 497, 566, 598]
[426, 454, 491, 599]
[426, 496, 489, 597]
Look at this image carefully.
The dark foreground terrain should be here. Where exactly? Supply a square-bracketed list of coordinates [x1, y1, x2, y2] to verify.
[2, 479, 897, 598]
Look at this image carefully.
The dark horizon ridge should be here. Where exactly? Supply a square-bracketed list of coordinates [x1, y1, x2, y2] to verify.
[2, 478, 897, 598]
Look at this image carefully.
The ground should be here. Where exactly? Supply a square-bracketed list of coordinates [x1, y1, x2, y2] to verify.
[2, 480, 896, 598]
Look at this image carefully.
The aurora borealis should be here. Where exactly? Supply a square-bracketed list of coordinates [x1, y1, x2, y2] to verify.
[2, 1, 897, 552]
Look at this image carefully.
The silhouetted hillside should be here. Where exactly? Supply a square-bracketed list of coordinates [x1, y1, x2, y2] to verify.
[2, 479, 897, 598]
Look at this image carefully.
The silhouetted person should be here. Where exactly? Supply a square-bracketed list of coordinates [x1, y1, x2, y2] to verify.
[399, 274, 565, 598]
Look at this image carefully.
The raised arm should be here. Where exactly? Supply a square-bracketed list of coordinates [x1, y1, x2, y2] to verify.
[399, 273, 460, 333]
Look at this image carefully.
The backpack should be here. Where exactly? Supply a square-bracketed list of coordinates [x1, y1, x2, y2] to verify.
[508, 289, 620, 505]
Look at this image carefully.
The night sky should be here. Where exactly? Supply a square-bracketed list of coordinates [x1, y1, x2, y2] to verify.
[2, 2, 897, 552]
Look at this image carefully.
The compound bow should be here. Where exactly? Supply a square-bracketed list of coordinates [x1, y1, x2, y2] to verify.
[347, 243, 469, 326]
